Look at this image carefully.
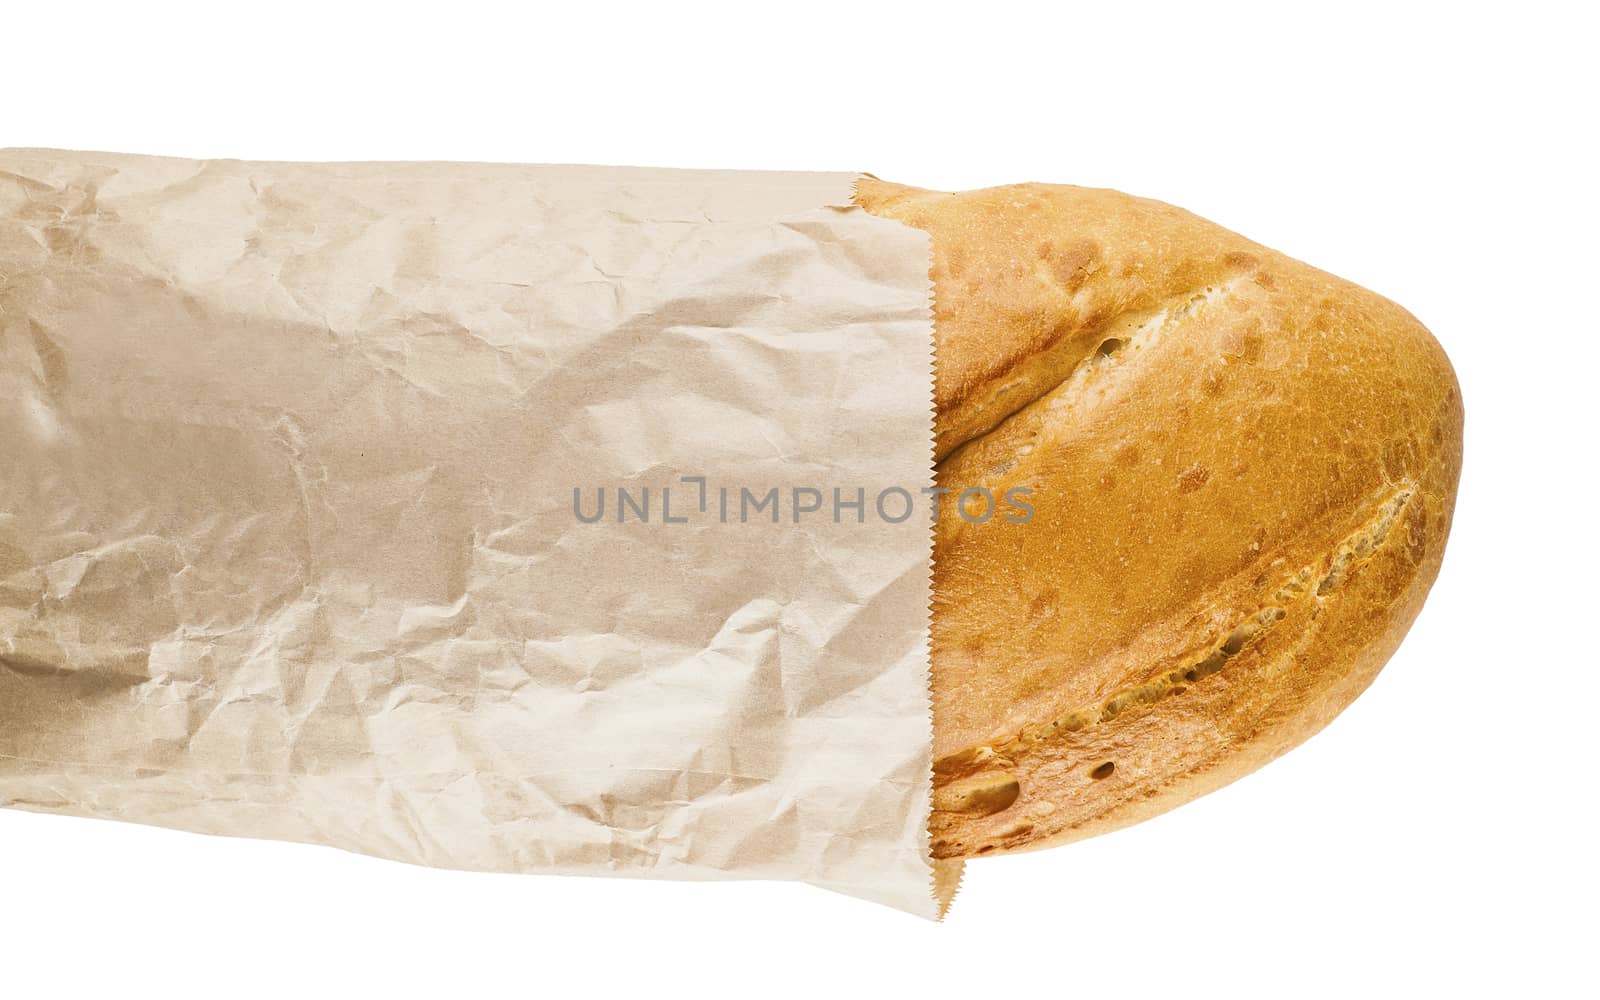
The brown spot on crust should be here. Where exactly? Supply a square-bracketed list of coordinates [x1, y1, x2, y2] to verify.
[1229, 334, 1264, 363]
[946, 244, 966, 277]
[1044, 238, 1101, 293]
[1027, 591, 1058, 623]
[1177, 463, 1212, 493]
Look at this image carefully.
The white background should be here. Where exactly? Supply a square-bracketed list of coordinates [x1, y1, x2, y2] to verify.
[4, 2, 1595, 996]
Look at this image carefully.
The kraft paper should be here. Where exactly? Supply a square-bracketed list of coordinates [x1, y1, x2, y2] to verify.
[0, 149, 950, 916]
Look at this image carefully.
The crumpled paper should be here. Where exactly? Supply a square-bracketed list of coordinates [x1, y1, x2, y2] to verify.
[0, 149, 949, 916]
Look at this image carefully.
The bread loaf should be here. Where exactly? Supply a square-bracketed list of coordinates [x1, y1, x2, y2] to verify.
[856, 178, 1463, 859]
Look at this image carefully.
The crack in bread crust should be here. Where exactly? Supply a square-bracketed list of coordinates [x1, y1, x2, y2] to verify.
[935, 278, 1240, 474]
[936, 483, 1414, 773]
[930, 482, 1422, 857]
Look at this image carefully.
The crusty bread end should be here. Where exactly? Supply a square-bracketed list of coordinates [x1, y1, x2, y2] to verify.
[857, 178, 1463, 859]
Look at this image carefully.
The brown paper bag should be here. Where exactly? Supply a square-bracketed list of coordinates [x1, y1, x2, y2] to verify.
[0, 149, 952, 916]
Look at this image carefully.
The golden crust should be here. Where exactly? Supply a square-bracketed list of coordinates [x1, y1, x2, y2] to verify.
[856, 178, 1463, 859]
